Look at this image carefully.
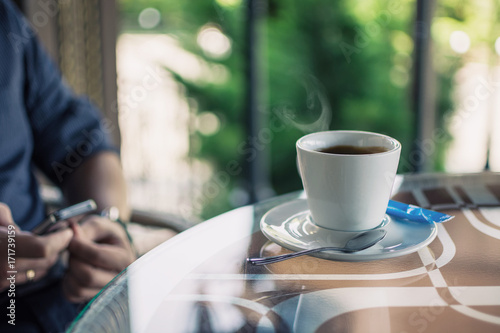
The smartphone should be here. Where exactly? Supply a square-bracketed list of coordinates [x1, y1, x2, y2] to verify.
[32, 199, 97, 235]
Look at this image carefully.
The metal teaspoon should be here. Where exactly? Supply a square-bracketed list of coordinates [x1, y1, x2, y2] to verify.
[247, 229, 387, 265]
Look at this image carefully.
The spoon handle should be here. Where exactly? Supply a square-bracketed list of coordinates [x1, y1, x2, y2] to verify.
[247, 246, 345, 265]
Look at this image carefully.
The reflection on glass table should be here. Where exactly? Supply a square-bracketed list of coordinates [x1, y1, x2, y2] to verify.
[68, 173, 500, 333]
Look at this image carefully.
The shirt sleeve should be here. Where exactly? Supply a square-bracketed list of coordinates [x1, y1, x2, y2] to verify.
[13, 3, 117, 184]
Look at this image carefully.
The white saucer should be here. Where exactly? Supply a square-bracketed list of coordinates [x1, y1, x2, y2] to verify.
[260, 199, 438, 262]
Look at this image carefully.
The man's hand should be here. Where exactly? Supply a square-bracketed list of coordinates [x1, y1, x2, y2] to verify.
[0, 203, 73, 292]
[63, 215, 136, 303]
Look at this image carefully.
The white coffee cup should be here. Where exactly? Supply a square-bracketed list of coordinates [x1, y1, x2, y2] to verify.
[297, 130, 401, 231]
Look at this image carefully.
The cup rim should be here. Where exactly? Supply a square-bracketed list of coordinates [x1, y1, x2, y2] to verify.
[296, 130, 401, 156]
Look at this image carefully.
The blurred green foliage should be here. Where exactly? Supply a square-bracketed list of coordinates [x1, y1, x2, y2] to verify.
[119, 0, 497, 219]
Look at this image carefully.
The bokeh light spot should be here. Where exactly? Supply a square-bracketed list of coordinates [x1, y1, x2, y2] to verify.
[449, 31, 471, 54]
[197, 25, 232, 59]
[138, 8, 161, 29]
[216, 0, 242, 7]
[197, 112, 221, 136]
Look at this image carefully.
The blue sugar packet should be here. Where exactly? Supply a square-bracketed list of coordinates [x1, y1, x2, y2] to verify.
[386, 200, 454, 224]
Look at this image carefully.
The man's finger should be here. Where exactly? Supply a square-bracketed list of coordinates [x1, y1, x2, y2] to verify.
[1, 267, 49, 290]
[15, 268, 49, 285]
[62, 273, 104, 304]
[42, 228, 74, 256]
[68, 236, 132, 272]
[14, 256, 60, 272]
[77, 217, 128, 246]
[16, 228, 73, 258]
[67, 257, 115, 289]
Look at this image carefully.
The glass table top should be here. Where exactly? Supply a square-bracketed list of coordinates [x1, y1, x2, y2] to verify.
[68, 173, 500, 333]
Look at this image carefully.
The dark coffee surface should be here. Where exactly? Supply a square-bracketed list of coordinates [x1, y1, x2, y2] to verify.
[318, 144, 389, 155]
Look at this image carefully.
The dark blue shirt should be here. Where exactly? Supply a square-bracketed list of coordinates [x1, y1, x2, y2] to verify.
[0, 0, 114, 231]
[0, 1, 115, 331]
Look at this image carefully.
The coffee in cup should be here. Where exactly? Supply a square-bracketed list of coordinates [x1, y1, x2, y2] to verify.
[296, 130, 401, 231]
